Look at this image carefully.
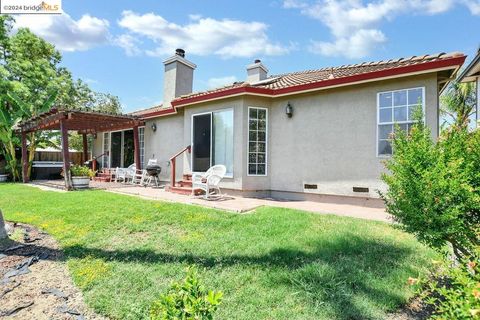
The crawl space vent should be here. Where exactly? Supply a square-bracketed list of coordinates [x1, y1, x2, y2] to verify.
[353, 187, 369, 193]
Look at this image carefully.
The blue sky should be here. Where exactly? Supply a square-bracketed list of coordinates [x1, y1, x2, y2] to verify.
[13, 0, 480, 112]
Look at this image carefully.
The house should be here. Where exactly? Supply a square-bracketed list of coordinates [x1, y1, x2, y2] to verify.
[458, 48, 480, 125]
[92, 49, 466, 199]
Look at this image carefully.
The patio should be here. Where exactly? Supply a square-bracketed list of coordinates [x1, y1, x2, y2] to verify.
[29, 180, 390, 222]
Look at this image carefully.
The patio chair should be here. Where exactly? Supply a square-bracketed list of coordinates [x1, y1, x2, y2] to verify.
[192, 165, 227, 199]
[120, 164, 136, 183]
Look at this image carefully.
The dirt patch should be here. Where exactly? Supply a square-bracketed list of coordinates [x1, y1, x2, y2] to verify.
[386, 296, 433, 320]
[0, 222, 106, 319]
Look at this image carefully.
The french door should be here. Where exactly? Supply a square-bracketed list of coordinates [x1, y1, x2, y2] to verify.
[191, 109, 233, 176]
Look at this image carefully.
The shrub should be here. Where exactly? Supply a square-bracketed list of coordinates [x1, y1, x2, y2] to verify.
[381, 119, 480, 260]
[150, 266, 223, 320]
[70, 165, 95, 178]
[420, 251, 480, 318]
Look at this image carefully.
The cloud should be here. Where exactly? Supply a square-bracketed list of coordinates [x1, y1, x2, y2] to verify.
[284, 0, 478, 58]
[115, 34, 141, 56]
[117, 11, 290, 58]
[14, 13, 110, 51]
[207, 76, 237, 89]
[310, 29, 386, 59]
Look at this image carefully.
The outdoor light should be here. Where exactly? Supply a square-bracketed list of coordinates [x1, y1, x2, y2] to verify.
[285, 102, 293, 118]
[93, 133, 97, 139]
[151, 123, 157, 132]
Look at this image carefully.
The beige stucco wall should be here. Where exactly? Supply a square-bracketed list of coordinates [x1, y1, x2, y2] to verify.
[144, 112, 185, 181]
[91, 133, 104, 166]
[262, 73, 438, 198]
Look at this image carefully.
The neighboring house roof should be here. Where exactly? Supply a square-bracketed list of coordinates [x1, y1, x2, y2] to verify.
[137, 52, 466, 119]
[457, 49, 480, 82]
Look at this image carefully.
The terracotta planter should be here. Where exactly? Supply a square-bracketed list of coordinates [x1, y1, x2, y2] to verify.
[71, 176, 90, 189]
[0, 174, 8, 182]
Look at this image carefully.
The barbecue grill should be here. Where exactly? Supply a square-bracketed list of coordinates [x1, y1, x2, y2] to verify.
[144, 165, 161, 187]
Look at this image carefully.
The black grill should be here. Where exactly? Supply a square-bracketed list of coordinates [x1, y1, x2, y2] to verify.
[146, 165, 161, 177]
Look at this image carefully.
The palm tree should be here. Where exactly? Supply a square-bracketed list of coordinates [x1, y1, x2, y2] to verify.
[441, 81, 477, 130]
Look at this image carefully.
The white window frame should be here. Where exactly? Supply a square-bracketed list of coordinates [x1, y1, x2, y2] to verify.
[376, 86, 425, 157]
[247, 106, 268, 176]
[102, 132, 111, 168]
[190, 108, 234, 178]
[139, 126, 145, 167]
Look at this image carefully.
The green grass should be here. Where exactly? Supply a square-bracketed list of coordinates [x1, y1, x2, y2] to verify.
[0, 184, 435, 319]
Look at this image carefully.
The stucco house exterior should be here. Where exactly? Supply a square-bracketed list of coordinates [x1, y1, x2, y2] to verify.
[458, 48, 479, 126]
[92, 50, 466, 199]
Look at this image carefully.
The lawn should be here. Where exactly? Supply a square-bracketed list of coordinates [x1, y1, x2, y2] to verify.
[0, 184, 435, 319]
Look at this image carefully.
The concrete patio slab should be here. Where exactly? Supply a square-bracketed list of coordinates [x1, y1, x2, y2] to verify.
[27, 180, 391, 222]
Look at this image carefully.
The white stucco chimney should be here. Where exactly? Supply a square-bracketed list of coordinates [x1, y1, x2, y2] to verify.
[246, 59, 268, 83]
[163, 49, 197, 108]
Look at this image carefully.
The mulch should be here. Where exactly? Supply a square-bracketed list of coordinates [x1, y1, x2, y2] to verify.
[0, 222, 106, 319]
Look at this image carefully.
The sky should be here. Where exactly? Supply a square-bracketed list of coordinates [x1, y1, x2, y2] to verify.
[12, 0, 480, 112]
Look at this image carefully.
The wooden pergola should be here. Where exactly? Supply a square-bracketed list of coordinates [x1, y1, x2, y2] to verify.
[18, 108, 145, 190]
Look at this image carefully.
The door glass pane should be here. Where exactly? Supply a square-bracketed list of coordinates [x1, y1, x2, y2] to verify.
[192, 114, 212, 172]
[212, 109, 234, 176]
[123, 130, 134, 167]
[102, 132, 110, 168]
[110, 132, 122, 168]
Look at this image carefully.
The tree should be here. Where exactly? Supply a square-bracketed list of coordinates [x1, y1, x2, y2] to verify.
[441, 81, 477, 130]
[381, 115, 480, 260]
[0, 209, 7, 239]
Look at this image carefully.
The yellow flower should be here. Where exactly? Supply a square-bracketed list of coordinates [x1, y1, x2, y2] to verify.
[472, 289, 480, 299]
[468, 261, 477, 269]
[407, 277, 418, 285]
[470, 309, 480, 317]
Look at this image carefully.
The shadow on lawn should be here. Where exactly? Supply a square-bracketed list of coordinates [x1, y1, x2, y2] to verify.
[8, 235, 418, 319]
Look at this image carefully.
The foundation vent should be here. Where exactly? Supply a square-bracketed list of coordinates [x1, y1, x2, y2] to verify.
[304, 184, 318, 190]
[353, 186, 369, 193]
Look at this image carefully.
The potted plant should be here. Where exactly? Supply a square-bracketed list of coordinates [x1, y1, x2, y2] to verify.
[70, 165, 95, 189]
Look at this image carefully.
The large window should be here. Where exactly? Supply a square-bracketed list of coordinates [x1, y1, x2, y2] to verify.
[377, 87, 424, 156]
[248, 107, 267, 175]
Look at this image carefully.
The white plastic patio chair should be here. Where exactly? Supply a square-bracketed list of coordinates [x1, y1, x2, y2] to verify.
[123, 164, 136, 184]
[192, 165, 227, 199]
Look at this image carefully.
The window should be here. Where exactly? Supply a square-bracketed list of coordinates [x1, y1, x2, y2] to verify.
[377, 87, 424, 156]
[248, 107, 267, 175]
[139, 127, 145, 167]
[102, 132, 110, 168]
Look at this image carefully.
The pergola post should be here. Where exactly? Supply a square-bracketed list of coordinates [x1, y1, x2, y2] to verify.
[60, 119, 73, 190]
[133, 125, 141, 170]
[21, 130, 29, 183]
[82, 133, 88, 164]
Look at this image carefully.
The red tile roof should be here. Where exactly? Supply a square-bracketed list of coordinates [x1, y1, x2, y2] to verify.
[135, 52, 466, 118]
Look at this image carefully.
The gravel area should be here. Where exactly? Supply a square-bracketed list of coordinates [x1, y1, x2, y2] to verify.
[0, 222, 106, 319]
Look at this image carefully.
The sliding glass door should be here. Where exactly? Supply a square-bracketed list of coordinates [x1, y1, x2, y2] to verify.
[192, 109, 233, 176]
[192, 113, 212, 172]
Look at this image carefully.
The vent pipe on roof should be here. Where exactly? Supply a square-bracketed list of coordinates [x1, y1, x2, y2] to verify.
[162, 49, 197, 108]
[246, 59, 268, 83]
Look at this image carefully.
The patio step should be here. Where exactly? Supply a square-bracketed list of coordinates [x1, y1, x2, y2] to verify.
[177, 180, 192, 187]
[166, 185, 202, 196]
[183, 174, 192, 181]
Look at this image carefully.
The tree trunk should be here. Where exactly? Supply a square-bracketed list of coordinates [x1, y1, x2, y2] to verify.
[0, 209, 7, 239]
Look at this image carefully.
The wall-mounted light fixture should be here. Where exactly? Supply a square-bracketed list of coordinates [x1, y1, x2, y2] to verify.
[93, 133, 97, 139]
[285, 102, 293, 118]
[151, 123, 157, 132]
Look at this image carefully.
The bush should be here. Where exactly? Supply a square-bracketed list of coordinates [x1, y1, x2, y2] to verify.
[420, 251, 480, 318]
[70, 165, 95, 178]
[150, 266, 223, 320]
[381, 120, 480, 260]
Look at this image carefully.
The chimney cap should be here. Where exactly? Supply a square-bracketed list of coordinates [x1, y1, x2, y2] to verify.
[254, 59, 261, 63]
[175, 48, 185, 57]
